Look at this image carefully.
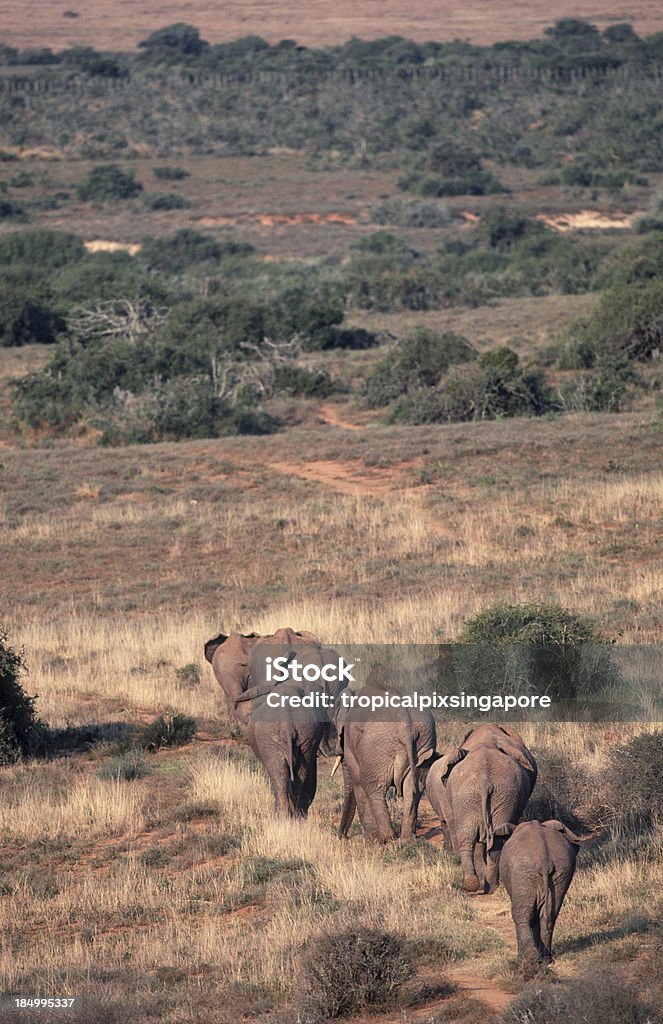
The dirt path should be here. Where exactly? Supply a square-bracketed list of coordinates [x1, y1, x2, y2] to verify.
[317, 402, 369, 430]
[445, 897, 515, 1014]
[269, 458, 398, 498]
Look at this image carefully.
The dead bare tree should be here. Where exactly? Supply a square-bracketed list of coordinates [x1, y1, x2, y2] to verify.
[238, 335, 303, 398]
[69, 298, 169, 341]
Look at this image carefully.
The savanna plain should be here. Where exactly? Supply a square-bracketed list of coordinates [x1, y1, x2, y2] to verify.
[1, 7, 663, 1024]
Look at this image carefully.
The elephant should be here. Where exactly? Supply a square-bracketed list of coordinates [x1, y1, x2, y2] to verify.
[245, 682, 326, 817]
[426, 724, 537, 893]
[205, 627, 348, 818]
[203, 627, 322, 727]
[336, 684, 436, 842]
[500, 819, 589, 962]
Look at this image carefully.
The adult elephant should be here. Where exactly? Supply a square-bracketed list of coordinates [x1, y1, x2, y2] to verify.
[203, 627, 322, 727]
[246, 682, 326, 817]
[426, 724, 537, 893]
[205, 627, 347, 818]
[500, 819, 589, 962]
[336, 684, 436, 842]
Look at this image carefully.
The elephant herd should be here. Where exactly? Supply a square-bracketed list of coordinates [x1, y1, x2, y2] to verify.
[204, 626, 590, 965]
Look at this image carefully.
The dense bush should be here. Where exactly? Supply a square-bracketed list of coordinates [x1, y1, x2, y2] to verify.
[139, 230, 252, 272]
[0, 229, 85, 269]
[145, 192, 191, 210]
[607, 730, 663, 826]
[77, 164, 143, 202]
[153, 165, 190, 180]
[389, 347, 553, 423]
[0, 628, 44, 764]
[455, 602, 618, 703]
[0, 288, 65, 346]
[299, 928, 413, 1019]
[571, 279, 663, 364]
[362, 327, 475, 408]
[497, 971, 657, 1024]
[559, 367, 627, 412]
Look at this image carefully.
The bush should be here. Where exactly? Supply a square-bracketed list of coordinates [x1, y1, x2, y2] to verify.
[139, 230, 252, 272]
[369, 197, 451, 228]
[299, 928, 414, 1019]
[272, 364, 334, 397]
[77, 164, 143, 202]
[98, 750, 151, 781]
[559, 367, 627, 412]
[138, 714, 196, 751]
[145, 192, 191, 210]
[607, 730, 663, 826]
[138, 23, 209, 58]
[0, 289, 65, 346]
[362, 327, 475, 408]
[0, 627, 44, 764]
[0, 229, 85, 269]
[175, 663, 202, 687]
[572, 279, 663, 363]
[497, 971, 657, 1024]
[456, 602, 618, 702]
[153, 165, 190, 180]
[419, 348, 553, 423]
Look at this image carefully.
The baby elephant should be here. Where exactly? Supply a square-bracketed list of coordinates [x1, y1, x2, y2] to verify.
[500, 819, 589, 963]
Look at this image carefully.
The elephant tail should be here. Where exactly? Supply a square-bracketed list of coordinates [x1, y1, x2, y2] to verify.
[286, 732, 295, 783]
[479, 782, 495, 850]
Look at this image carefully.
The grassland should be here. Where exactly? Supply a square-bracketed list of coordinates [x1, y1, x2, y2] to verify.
[1, 0, 662, 52]
[2, 23, 663, 1020]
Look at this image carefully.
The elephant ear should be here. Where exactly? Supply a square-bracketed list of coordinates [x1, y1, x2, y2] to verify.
[495, 739, 537, 776]
[544, 819, 591, 844]
[439, 746, 466, 782]
[204, 632, 228, 664]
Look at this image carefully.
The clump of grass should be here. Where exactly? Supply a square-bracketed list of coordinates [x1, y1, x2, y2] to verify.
[138, 713, 196, 751]
[497, 970, 658, 1024]
[175, 662, 202, 687]
[299, 927, 414, 1019]
[98, 749, 150, 781]
[607, 729, 663, 826]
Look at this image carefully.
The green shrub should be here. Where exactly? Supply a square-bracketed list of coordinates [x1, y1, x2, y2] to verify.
[607, 730, 663, 826]
[138, 23, 209, 58]
[77, 164, 143, 202]
[9, 171, 33, 188]
[432, 348, 553, 422]
[0, 627, 45, 764]
[153, 165, 190, 180]
[145, 192, 191, 210]
[0, 199, 27, 221]
[362, 327, 475, 408]
[559, 367, 627, 412]
[272, 364, 334, 397]
[98, 750, 151, 781]
[497, 971, 657, 1024]
[300, 928, 414, 1019]
[175, 663, 202, 687]
[0, 289, 65, 346]
[572, 279, 663, 363]
[0, 229, 85, 269]
[457, 602, 617, 702]
[369, 197, 451, 228]
[138, 714, 196, 751]
[140, 230, 252, 272]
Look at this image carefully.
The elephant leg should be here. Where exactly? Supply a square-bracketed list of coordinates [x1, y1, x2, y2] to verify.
[538, 908, 554, 962]
[513, 904, 541, 962]
[459, 842, 481, 892]
[473, 843, 489, 893]
[485, 849, 501, 893]
[400, 771, 420, 840]
[366, 788, 396, 842]
[297, 758, 317, 817]
[272, 764, 295, 817]
[338, 765, 357, 838]
[354, 783, 380, 839]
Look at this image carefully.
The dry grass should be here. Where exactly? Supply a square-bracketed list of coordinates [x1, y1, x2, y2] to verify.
[0, 0, 660, 51]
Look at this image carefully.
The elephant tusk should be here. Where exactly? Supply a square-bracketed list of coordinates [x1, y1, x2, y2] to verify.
[330, 755, 342, 778]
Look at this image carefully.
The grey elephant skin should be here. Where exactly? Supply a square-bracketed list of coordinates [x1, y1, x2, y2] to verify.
[337, 684, 436, 842]
[204, 627, 343, 818]
[500, 819, 589, 962]
[204, 627, 320, 726]
[426, 724, 537, 893]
